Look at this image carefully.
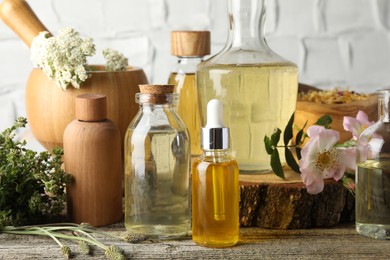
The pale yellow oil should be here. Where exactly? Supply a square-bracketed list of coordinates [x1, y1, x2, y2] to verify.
[197, 63, 298, 173]
[192, 156, 239, 247]
[169, 72, 202, 156]
[356, 158, 390, 239]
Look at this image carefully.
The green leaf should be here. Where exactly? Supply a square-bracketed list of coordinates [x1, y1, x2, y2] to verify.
[315, 114, 332, 128]
[295, 121, 307, 146]
[263, 135, 274, 155]
[271, 128, 281, 146]
[271, 149, 285, 179]
[296, 147, 302, 160]
[283, 113, 295, 146]
[285, 148, 300, 173]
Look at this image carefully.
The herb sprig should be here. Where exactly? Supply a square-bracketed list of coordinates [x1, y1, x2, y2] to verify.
[0, 117, 72, 227]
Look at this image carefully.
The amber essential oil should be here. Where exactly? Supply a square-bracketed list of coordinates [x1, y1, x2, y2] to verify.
[168, 72, 202, 156]
[192, 99, 240, 247]
[192, 154, 239, 247]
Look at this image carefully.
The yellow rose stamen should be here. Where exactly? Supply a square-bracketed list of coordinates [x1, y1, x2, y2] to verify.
[315, 148, 339, 172]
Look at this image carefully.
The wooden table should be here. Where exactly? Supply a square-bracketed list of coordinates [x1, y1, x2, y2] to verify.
[1, 223, 389, 259]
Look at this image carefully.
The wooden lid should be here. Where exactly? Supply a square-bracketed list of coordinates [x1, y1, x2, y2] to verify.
[75, 94, 107, 121]
[171, 31, 210, 56]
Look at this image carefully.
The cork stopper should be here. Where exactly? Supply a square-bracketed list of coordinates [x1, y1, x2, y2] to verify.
[171, 31, 210, 56]
[139, 84, 174, 94]
[75, 94, 107, 122]
[138, 84, 176, 104]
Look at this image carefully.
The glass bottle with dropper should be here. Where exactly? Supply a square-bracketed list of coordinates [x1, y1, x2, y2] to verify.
[192, 99, 239, 247]
[168, 30, 210, 157]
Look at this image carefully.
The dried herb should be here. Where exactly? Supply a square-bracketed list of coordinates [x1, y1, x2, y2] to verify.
[1, 223, 129, 259]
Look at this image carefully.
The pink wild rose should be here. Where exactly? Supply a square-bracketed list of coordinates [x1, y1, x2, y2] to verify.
[344, 110, 383, 160]
[299, 125, 355, 194]
[343, 111, 375, 140]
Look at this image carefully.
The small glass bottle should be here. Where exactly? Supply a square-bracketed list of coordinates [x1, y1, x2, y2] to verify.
[192, 99, 239, 247]
[124, 84, 191, 239]
[356, 89, 390, 240]
[196, 0, 298, 174]
[168, 30, 210, 157]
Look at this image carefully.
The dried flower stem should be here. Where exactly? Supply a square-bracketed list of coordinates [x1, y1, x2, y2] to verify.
[1, 224, 126, 259]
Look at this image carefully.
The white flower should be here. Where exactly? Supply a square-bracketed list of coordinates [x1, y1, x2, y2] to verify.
[103, 48, 128, 71]
[31, 28, 96, 89]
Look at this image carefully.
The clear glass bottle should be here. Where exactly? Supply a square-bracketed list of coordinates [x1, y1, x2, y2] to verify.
[192, 99, 239, 247]
[124, 84, 191, 239]
[356, 89, 390, 240]
[196, 0, 298, 174]
[168, 30, 210, 157]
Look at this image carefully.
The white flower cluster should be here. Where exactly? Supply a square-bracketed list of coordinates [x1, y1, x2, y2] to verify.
[103, 48, 129, 71]
[31, 28, 96, 90]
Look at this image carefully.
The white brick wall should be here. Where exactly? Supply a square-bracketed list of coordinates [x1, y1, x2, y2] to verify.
[1, 0, 390, 150]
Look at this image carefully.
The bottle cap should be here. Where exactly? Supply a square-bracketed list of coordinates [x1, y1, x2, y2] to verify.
[201, 99, 229, 150]
[75, 94, 107, 122]
[171, 31, 211, 57]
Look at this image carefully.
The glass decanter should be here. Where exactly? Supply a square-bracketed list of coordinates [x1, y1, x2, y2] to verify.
[196, 0, 298, 174]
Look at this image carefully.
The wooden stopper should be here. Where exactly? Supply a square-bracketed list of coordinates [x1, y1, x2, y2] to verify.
[171, 31, 210, 56]
[75, 94, 107, 122]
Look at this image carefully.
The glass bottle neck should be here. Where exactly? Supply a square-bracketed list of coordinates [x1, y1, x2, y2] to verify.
[136, 93, 179, 106]
[177, 56, 204, 63]
[173, 56, 204, 74]
[227, 0, 268, 50]
[140, 103, 175, 108]
[378, 90, 390, 122]
[203, 149, 230, 158]
[208, 0, 287, 64]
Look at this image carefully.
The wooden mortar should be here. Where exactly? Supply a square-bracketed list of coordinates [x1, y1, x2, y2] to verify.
[0, 0, 149, 151]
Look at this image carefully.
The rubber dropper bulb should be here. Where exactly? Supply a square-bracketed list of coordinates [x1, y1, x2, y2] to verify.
[201, 99, 229, 150]
[206, 99, 224, 128]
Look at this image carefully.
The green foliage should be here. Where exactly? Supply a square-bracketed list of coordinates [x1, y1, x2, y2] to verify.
[0, 117, 72, 227]
[264, 113, 332, 179]
[264, 128, 286, 179]
[315, 114, 332, 128]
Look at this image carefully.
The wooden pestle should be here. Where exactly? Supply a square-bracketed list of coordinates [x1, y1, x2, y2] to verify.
[0, 0, 51, 47]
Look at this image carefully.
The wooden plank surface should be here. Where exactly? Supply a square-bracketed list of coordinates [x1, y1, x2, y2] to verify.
[1, 223, 389, 259]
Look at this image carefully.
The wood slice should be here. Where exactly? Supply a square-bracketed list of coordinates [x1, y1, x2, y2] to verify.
[239, 169, 355, 229]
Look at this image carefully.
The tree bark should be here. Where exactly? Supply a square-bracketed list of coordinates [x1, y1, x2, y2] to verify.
[239, 169, 355, 229]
